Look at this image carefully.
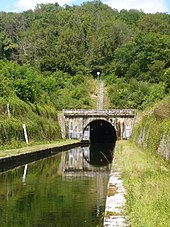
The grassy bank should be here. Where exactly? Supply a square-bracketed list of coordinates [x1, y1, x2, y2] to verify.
[114, 140, 170, 227]
[0, 72, 97, 149]
[0, 96, 62, 148]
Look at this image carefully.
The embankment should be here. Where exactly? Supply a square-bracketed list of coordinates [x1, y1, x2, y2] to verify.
[0, 140, 80, 172]
[0, 96, 62, 148]
[133, 96, 170, 161]
[112, 140, 170, 227]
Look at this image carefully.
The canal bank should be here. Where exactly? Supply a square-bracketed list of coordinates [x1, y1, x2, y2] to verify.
[104, 141, 128, 227]
[104, 140, 170, 227]
[0, 140, 80, 172]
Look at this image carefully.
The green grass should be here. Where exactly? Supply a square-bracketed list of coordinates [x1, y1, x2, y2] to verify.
[0, 139, 79, 159]
[114, 140, 170, 227]
[0, 96, 62, 146]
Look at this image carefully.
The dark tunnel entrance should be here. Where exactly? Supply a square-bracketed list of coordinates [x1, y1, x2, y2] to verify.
[83, 120, 117, 144]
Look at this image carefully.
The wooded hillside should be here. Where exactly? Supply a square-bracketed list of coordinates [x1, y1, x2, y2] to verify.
[0, 1, 170, 109]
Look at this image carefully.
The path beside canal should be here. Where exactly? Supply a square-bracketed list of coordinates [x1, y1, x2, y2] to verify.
[0, 140, 79, 172]
[0, 140, 79, 159]
[104, 140, 170, 227]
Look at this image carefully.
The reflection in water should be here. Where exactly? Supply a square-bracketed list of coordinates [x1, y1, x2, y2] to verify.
[22, 164, 28, 185]
[82, 143, 114, 167]
[0, 145, 114, 227]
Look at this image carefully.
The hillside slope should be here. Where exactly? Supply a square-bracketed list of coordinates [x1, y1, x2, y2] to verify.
[133, 95, 170, 161]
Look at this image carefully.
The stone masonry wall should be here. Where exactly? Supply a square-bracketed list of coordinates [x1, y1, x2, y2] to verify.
[134, 115, 170, 161]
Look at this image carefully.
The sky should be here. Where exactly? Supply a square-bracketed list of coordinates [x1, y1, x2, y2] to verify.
[0, 0, 170, 13]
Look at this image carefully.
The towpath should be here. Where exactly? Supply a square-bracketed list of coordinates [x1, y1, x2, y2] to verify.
[97, 80, 105, 110]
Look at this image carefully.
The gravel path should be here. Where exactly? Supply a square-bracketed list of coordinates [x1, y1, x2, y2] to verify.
[97, 80, 104, 110]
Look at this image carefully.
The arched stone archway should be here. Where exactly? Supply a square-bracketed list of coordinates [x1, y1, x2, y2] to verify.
[62, 109, 136, 140]
[82, 119, 117, 144]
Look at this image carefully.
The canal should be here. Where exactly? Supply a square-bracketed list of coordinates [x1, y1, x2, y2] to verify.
[0, 144, 114, 227]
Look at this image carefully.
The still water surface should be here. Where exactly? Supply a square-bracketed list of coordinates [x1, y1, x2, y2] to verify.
[0, 144, 114, 227]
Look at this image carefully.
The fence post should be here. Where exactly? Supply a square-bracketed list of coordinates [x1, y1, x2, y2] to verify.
[23, 124, 29, 144]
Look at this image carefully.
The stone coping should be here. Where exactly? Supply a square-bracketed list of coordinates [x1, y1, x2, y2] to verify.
[103, 164, 129, 227]
[0, 140, 80, 172]
[63, 109, 136, 117]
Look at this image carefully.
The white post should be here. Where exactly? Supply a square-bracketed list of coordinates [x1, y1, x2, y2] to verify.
[7, 104, 10, 118]
[23, 124, 29, 144]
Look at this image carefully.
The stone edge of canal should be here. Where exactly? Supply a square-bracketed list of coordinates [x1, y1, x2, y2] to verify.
[0, 141, 81, 172]
[103, 161, 129, 227]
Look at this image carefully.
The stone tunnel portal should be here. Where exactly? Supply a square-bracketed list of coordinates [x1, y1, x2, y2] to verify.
[83, 120, 117, 144]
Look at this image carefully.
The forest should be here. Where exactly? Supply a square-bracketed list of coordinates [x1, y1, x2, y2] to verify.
[0, 1, 170, 109]
[0, 1, 170, 145]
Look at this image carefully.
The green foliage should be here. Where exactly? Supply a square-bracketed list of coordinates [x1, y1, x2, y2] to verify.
[0, 96, 61, 146]
[153, 96, 170, 120]
[0, 61, 95, 146]
[114, 32, 170, 82]
[163, 68, 170, 91]
[0, 2, 169, 79]
[0, 60, 93, 109]
[105, 76, 166, 109]
[0, 2, 170, 146]
[137, 13, 170, 35]
[119, 9, 144, 25]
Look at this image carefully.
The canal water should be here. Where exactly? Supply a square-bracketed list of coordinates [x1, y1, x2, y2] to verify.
[0, 144, 114, 227]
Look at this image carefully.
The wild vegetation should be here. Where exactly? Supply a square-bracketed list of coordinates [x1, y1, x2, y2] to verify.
[0, 1, 170, 145]
[0, 95, 62, 148]
[133, 96, 170, 160]
[114, 141, 170, 227]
